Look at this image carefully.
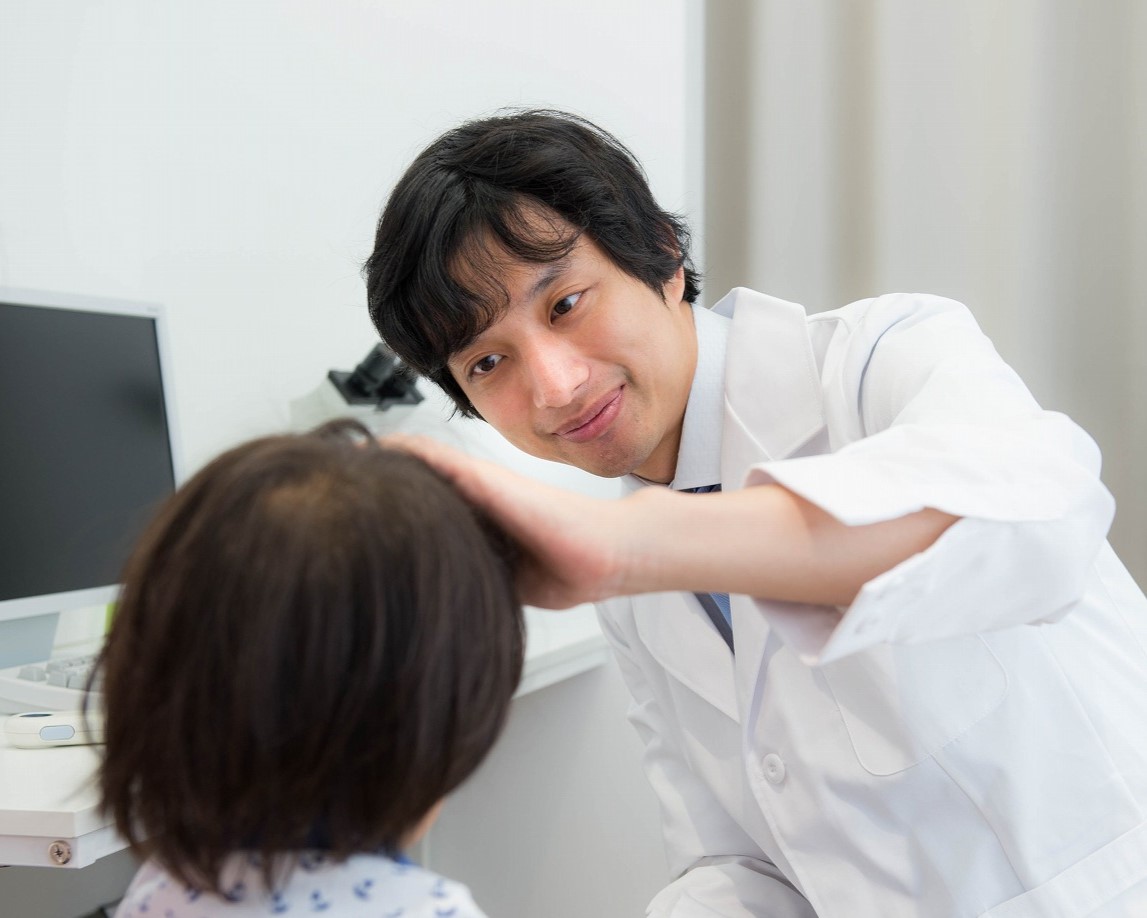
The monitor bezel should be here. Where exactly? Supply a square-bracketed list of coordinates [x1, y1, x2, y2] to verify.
[0, 286, 184, 625]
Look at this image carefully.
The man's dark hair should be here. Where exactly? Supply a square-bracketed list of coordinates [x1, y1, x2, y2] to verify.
[92, 420, 523, 894]
[363, 109, 701, 418]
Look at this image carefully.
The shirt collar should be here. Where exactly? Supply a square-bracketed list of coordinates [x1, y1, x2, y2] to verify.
[626, 303, 729, 492]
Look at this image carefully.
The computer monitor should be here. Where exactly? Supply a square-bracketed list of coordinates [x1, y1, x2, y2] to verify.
[0, 288, 182, 668]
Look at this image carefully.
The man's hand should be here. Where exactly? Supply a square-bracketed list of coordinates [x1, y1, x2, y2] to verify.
[382, 434, 631, 609]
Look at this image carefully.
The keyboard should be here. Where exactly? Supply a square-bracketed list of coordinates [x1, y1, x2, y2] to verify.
[0, 653, 103, 714]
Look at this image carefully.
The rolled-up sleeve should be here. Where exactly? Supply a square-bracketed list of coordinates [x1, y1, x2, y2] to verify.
[745, 294, 1115, 664]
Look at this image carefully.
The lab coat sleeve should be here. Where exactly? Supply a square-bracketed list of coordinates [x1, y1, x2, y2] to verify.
[744, 293, 1116, 664]
[595, 601, 817, 918]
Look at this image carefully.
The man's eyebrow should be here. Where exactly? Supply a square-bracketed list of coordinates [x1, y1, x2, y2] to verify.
[525, 258, 572, 303]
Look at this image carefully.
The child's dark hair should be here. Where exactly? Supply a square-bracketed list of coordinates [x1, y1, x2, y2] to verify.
[91, 419, 524, 894]
[363, 108, 700, 418]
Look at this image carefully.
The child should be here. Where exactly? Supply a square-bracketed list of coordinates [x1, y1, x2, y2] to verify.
[92, 419, 523, 916]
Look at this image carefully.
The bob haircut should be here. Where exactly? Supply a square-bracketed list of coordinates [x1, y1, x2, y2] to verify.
[363, 109, 701, 418]
[92, 419, 523, 895]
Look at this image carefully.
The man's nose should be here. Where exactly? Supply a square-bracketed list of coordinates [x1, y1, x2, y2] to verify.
[524, 339, 589, 409]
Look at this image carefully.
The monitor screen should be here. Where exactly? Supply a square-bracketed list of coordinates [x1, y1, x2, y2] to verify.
[0, 289, 179, 637]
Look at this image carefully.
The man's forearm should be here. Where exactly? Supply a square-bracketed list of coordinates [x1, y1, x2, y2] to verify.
[617, 485, 959, 606]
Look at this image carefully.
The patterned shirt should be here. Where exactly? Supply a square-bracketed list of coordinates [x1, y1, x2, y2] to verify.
[115, 850, 488, 917]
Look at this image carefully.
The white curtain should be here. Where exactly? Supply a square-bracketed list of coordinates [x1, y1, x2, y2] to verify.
[702, 0, 1147, 582]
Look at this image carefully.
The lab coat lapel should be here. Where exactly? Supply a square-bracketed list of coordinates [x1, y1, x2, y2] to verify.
[627, 291, 825, 730]
[717, 287, 825, 487]
[714, 288, 826, 713]
[633, 591, 739, 722]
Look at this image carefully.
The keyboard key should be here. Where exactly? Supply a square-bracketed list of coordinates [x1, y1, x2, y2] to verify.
[0, 654, 106, 714]
[67, 671, 91, 689]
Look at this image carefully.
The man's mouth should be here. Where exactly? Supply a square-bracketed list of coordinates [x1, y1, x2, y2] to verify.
[555, 387, 624, 443]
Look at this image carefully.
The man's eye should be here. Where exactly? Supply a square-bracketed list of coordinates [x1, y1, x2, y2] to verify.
[553, 292, 582, 318]
[470, 354, 502, 378]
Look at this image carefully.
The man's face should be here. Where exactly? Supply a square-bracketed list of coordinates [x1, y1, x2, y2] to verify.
[447, 234, 696, 482]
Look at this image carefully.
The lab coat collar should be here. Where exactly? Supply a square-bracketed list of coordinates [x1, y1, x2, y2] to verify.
[625, 301, 728, 492]
[627, 288, 825, 493]
[668, 303, 728, 491]
[716, 288, 825, 488]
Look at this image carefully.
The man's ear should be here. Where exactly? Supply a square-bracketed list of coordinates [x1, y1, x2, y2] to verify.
[663, 263, 687, 304]
[655, 220, 687, 303]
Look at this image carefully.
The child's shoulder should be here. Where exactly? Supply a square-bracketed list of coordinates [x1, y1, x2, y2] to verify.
[116, 850, 488, 917]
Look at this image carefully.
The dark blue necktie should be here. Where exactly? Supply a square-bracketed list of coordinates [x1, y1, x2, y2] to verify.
[683, 484, 734, 653]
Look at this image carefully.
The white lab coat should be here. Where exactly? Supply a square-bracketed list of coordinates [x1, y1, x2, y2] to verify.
[598, 290, 1147, 918]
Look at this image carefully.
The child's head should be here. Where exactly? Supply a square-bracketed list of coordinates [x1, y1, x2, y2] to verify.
[94, 420, 523, 893]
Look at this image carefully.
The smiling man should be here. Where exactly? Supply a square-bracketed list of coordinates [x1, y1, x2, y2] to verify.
[444, 220, 695, 481]
[364, 110, 1147, 918]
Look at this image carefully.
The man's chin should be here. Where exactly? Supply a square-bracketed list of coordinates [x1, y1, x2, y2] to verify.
[512, 434, 651, 479]
[560, 446, 651, 480]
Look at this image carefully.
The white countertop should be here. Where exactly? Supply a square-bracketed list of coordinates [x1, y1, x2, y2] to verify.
[0, 603, 607, 869]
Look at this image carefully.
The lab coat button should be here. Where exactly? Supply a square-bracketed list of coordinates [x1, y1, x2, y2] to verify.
[762, 753, 786, 785]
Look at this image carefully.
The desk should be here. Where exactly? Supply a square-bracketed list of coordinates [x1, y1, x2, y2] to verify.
[0, 604, 608, 870]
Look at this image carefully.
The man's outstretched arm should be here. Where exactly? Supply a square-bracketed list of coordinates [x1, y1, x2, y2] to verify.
[386, 432, 957, 611]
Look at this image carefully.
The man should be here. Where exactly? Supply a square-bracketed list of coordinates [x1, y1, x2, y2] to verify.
[364, 110, 1147, 917]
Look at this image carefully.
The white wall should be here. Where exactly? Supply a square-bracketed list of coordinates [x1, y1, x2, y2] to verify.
[0, 0, 693, 476]
[0, 2, 690, 914]
[428, 662, 669, 918]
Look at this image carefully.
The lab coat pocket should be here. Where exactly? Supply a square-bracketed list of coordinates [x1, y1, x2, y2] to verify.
[978, 821, 1147, 918]
[821, 635, 1008, 775]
